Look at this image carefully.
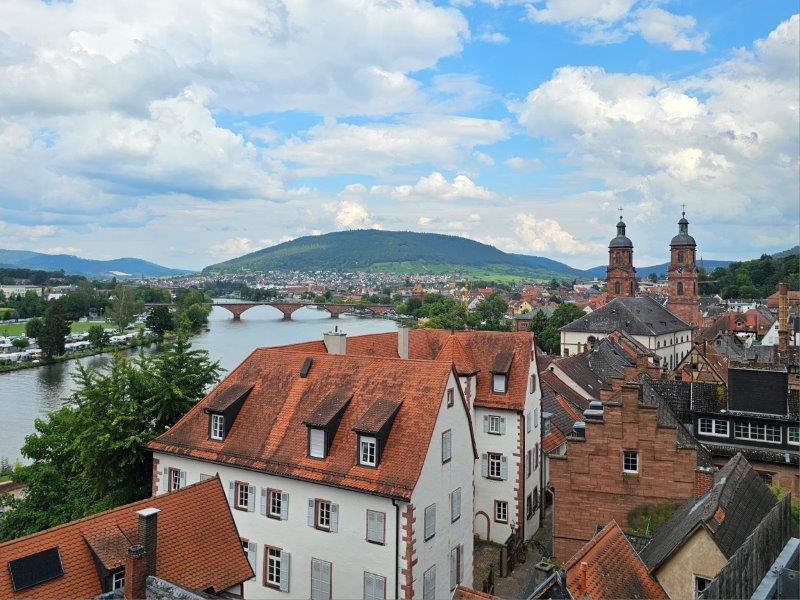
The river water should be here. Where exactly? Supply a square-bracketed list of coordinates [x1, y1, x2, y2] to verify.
[0, 304, 396, 463]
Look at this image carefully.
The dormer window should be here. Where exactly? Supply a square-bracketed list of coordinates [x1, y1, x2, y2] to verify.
[309, 428, 326, 459]
[359, 436, 377, 467]
[210, 413, 225, 440]
[490, 350, 513, 395]
[492, 374, 507, 394]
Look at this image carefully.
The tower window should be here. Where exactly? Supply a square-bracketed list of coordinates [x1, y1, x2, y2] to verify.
[677, 282, 684, 296]
[613, 253, 620, 265]
[614, 282, 620, 294]
[677, 250, 684, 263]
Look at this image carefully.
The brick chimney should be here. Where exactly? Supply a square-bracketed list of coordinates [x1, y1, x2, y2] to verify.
[137, 507, 160, 577]
[323, 327, 347, 355]
[397, 324, 410, 359]
[124, 544, 147, 600]
[694, 467, 715, 498]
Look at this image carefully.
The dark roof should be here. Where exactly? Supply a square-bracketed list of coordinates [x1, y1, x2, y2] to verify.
[552, 353, 609, 398]
[491, 350, 514, 374]
[542, 386, 579, 438]
[586, 338, 635, 381]
[204, 382, 253, 412]
[560, 296, 691, 336]
[670, 233, 697, 246]
[541, 369, 590, 412]
[352, 399, 403, 435]
[610, 219, 634, 248]
[648, 379, 721, 424]
[640, 453, 777, 571]
[303, 392, 351, 428]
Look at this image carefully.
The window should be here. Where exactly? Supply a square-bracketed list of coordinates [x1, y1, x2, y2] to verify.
[442, 429, 452, 464]
[765, 425, 782, 443]
[111, 570, 124, 591]
[543, 416, 551, 435]
[698, 418, 729, 437]
[268, 489, 283, 519]
[488, 415, 501, 434]
[789, 426, 799, 445]
[494, 500, 508, 523]
[614, 281, 621, 294]
[423, 566, 436, 600]
[694, 575, 712, 598]
[623, 450, 639, 474]
[168, 468, 184, 491]
[450, 545, 463, 591]
[535, 443, 540, 470]
[366, 510, 385, 544]
[526, 450, 532, 478]
[530, 374, 537, 393]
[359, 436, 377, 467]
[526, 411, 531, 433]
[526, 493, 534, 519]
[210, 413, 225, 440]
[364, 572, 386, 600]
[451, 488, 461, 522]
[311, 558, 332, 600]
[317, 500, 331, 530]
[447, 388, 454, 407]
[678, 250, 685, 263]
[424, 504, 436, 541]
[264, 546, 282, 589]
[309, 428, 326, 458]
[677, 282, 684, 296]
[487, 452, 503, 479]
[492, 374, 507, 394]
[735, 422, 781, 443]
[234, 481, 253, 511]
[758, 471, 774, 485]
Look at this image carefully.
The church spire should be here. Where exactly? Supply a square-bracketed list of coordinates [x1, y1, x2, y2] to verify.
[606, 211, 636, 299]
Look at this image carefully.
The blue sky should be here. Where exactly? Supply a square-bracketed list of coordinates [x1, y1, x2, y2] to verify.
[0, 1, 797, 270]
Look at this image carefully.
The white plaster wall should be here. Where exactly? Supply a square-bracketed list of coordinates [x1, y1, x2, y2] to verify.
[560, 329, 692, 369]
[153, 452, 399, 600]
[410, 371, 476, 598]
[522, 350, 542, 539]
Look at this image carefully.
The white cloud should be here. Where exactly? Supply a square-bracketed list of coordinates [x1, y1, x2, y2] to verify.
[418, 216, 432, 225]
[473, 151, 495, 166]
[209, 237, 255, 258]
[476, 31, 509, 44]
[371, 172, 499, 201]
[334, 199, 373, 229]
[41, 246, 81, 254]
[514, 213, 597, 254]
[506, 156, 543, 170]
[627, 8, 707, 52]
[273, 116, 509, 176]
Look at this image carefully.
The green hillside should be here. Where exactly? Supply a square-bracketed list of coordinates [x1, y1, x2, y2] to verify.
[0, 249, 190, 279]
[203, 230, 587, 281]
[699, 249, 799, 298]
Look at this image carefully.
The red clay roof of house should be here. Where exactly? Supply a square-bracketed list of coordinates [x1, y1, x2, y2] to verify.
[278, 329, 535, 411]
[563, 520, 668, 600]
[542, 428, 566, 453]
[766, 289, 800, 308]
[0, 478, 253, 599]
[435, 335, 479, 375]
[541, 369, 590, 412]
[454, 585, 499, 600]
[148, 350, 475, 500]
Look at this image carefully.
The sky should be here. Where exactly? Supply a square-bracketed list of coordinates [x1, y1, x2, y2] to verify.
[0, 1, 797, 271]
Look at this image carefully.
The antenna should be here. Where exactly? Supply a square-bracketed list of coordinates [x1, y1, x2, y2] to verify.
[681, 203, 686, 217]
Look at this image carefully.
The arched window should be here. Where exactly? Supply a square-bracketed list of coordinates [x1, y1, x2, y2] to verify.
[613, 253, 620, 265]
[614, 281, 621, 294]
[677, 250, 684, 263]
[677, 282, 684, 295]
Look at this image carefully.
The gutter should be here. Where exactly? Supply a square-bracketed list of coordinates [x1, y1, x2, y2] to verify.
[392, 499, 401, 600]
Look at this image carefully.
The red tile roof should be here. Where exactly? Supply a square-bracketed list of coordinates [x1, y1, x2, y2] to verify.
[435, 335, 479, 375]
[148, 351, 476, 500]
[542, 428, 566, 453]
[278, 329, 536, 411]
[563, 520, 668, 600]
[541, 369, 590, 412]
[454, 585, 499, 600]
[0, 478, 253, 599]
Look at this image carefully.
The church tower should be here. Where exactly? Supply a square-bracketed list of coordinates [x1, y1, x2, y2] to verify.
[606, 214, 636, 298]
[666, 210, 702, 327]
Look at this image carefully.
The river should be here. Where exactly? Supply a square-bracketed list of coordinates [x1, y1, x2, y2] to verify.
[0, 304, 397, 463]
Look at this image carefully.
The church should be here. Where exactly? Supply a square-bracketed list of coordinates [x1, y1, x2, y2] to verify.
[559, 212, 699, 368]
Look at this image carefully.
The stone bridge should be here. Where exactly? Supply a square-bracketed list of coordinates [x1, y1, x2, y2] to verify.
[144, 302, 395, 320]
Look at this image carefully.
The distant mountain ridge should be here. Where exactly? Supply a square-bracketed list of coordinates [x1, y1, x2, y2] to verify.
[0, 249, 190, 278]
[203, 230, 587, 281]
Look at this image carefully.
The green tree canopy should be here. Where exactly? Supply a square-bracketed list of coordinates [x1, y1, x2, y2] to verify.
[108, 285, 143, 331]
[145, 305, 174, 339]
[39, 302, 71, 358]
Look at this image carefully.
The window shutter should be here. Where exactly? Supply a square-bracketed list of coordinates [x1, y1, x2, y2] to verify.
[423, 566, 436, 600]
[364, 573, 373, 600]
[526, 411, 531, 433]
[228, 481, 234, 505]
[483, 415, 489, 433]
[280, 492, 289, 520]
[330, 503, 339, 533]
[499, 416, 506, 435]
[161, 467, 169, 492]
[279, 551, 290, 592]
[307, 499, 315, 527]
[500, 455, 508, 480]
[452, 488, 461, 521]
[260, 488, 267, 516]
[376, 512, 385, 543]
[424, 504, 436, 540]
[443, 430, 451, 462]
[450, 548, 456, 590]
[179, 470, 187, 488]
[246, 541, 257, 580]
[535, 443, 540, 469]
[309, 428, 325, 457]
[247, 485, 256, 512]
[481, 453, 488, 478]
[459, 544, 465, 583]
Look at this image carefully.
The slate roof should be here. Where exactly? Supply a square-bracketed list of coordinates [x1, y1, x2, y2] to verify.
[552, 353, 609, 399]
[541, 369, 590, 412]
[640, 453, 777, 571]
[560, 296, 691, 336]
[0, 478, 253, 599]
[541, 385, 579, 439]
[280, 329, 535, 412]
[204, 382, 253, 412]
[562, 520, 668, 600]
[647, 379, 721, 424]
[148, 350, 475, 500]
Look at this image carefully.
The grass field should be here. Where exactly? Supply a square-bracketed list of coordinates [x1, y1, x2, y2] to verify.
[0, 320, 108, 338]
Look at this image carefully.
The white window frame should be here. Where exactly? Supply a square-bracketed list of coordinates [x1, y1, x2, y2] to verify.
[694, 575, 712, 599]
[623, 450, 639, 474]
[366, 509, 385, 545]
[169, 467, 182, 491]
[309, 428, 326, 458]
[236, 482, 250, 510]
[359, 436, 377, 467]
[488, 415, 502, 435]
[111, 570, 124, 591]
[492, 373, 507, 394]
[698, 418, 729, 437]
[210, 413, 225, 440]
[268, 489, 282, 519]
[788, 426, 799, 445]
[488, 453, 502, 479]
[265, 546, 282, 588]
[317, 500, 332, 530]
[735, 422, 781, 444]
[494, 500, 508, 523]
[450, 488, 461, 523]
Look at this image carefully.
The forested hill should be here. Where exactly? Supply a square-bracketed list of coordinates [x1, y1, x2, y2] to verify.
[700, 249, 799, 298]
[203, 230, 587, 281]
[0, 249, 190, 279]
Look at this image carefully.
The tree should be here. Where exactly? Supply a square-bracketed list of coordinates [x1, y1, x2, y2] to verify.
[527, 310, 548, 337]
[145, 306, 174, 339]
[469, 293, 511, 331]
[38, 303, 71, 359]
[538, 302, 586, 354]
[0, 340, 221, 540]
[648, 272, 658, 283]
[25, 318, 44, 340]
[108, 285, 143, 332]
[87, 324, 109, 349]
[11, 337, 29, 349]
[182, 303, 210, 331]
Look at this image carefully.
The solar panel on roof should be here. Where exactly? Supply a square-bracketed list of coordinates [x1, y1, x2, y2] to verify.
[8, 547, 64, 591]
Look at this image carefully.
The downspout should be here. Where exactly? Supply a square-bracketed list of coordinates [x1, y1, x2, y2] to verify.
[392, 499, 401, 600]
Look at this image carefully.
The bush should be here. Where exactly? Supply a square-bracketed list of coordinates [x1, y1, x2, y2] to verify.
[627, 500, 682, 535]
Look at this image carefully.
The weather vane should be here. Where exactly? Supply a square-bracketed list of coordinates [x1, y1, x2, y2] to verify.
[618, 206, 624, 220]
[681, 203, 686, 217]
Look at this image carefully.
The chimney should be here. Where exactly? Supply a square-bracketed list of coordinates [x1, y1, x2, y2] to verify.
[694, 467, 714, 498]
[124, 544, 147, 600]
[579, 561, 588, 597]
[323, 326, 347, 355]
[778, 282, 789, 352]
[397, 324, 410, 359]
[137, 507, 160, 577]
[572, 421, 586, 439]
[583, 400, 604, 421]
